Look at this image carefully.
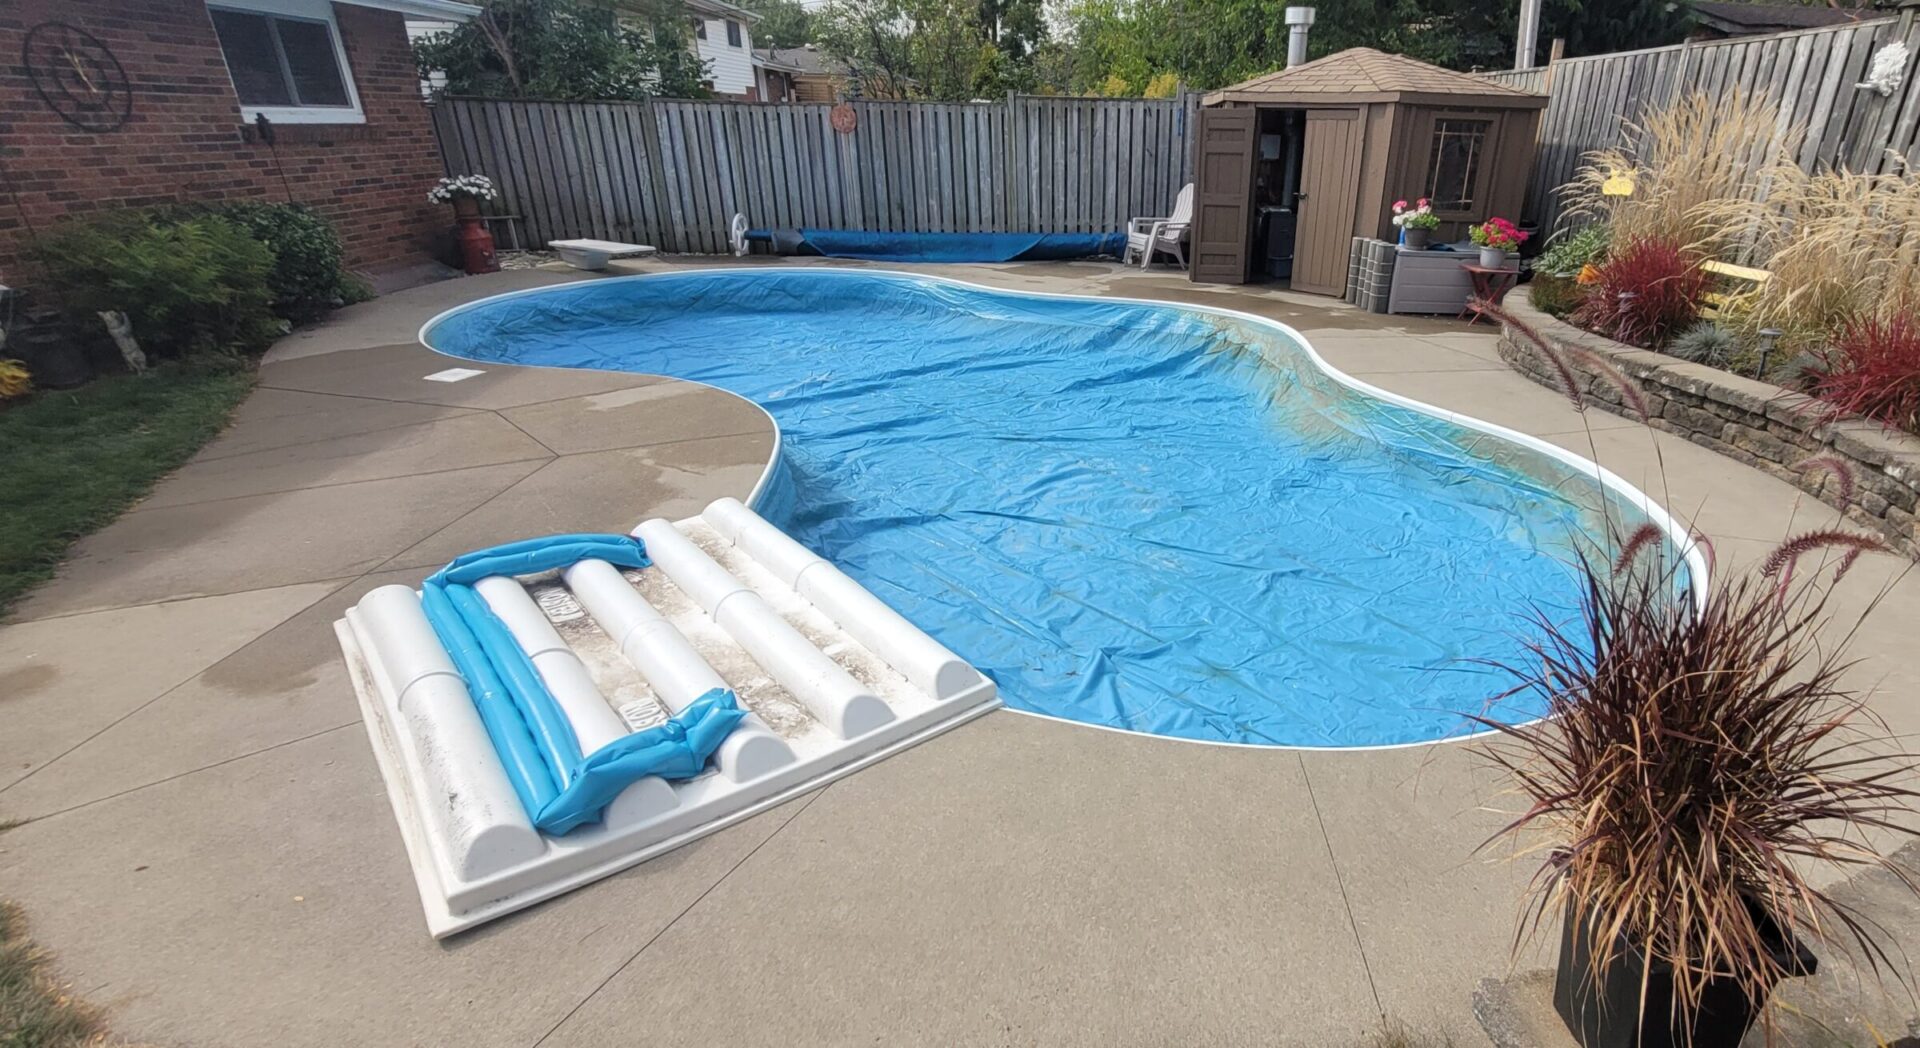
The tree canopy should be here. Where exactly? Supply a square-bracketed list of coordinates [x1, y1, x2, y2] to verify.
[413, 0, 710, 100]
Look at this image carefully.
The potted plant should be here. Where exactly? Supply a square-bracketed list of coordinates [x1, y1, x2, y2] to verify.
[1468, 307, 1920, 1047]
[428, 174, 501, 275]
[1470, 216, 1527, 267]
[1392, 198, 1441, 250]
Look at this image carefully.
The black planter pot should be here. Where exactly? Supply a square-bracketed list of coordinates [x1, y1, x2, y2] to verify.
[1553, 901, 1817, 1048]
[14, 324, 93, 389]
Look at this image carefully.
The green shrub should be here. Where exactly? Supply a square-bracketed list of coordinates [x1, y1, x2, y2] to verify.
[212, 201, 365, 323]
[39, 210, 285, 358]
[1534, 222, 1611, 278]
[1527, 272, 1584, 318]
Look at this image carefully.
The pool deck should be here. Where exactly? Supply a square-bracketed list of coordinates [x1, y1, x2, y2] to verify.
[2, 258, 1916, 1046]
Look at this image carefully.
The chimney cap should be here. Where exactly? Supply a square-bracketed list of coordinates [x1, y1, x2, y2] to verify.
[1285, 6, 1316, 26]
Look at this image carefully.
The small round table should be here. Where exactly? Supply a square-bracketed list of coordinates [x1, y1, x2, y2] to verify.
[1460, 264, 1520, 323]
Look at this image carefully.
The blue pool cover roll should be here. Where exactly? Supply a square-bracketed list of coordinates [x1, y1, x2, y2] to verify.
[419, 534, 746, 834]
[761, 229, 1127, 263]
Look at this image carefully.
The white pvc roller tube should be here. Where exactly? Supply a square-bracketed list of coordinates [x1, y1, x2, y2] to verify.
[635, 520, 896, 740]
[475, 576, 629, 754]
[702, 498, 986, 701]
[563, 559, 797, 782]
[355, 586, 544, 882]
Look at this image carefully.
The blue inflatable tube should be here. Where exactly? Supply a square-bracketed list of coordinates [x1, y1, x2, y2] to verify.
[419, 533, 748, 834]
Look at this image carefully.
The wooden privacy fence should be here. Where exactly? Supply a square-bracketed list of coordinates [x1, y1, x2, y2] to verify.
[430, 95, 1201, 254]
[1481, 17, 1920, 233]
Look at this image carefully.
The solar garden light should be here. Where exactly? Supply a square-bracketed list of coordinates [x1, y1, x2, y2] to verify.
[1756, 328, 1783, 379]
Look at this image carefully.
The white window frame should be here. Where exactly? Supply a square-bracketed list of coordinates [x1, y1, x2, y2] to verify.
[207, 0, 365, 125]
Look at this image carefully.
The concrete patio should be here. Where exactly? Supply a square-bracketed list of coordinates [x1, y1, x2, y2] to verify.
[1, 259, 1914, 1047]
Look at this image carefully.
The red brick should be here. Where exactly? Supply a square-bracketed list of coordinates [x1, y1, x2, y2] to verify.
[0, 0, 444, 285]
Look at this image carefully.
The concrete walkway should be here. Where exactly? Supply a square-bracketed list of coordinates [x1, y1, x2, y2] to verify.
[1, 260, 1914, 1047]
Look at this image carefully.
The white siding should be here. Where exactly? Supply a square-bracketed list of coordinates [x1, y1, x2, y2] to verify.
[692, 17, 755, 96]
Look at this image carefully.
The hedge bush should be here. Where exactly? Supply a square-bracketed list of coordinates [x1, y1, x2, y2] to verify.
[38, 211, 285, 359]
[38, 202, 364, 359]
[211, 201, 368, 323]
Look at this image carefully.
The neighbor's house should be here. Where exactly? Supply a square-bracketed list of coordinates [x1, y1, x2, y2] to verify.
[0, 0, 476, 285]
[684, 0, 759, 98]
[753, 44, 848, 102]
[1686, 0, 1868, 39]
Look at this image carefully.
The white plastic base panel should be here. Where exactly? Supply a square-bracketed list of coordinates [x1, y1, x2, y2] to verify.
[547, 239, 658, 270]
[337, 497, 998, 937]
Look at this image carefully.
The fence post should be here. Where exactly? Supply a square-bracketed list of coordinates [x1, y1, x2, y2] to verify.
[635, 99, 676, 253]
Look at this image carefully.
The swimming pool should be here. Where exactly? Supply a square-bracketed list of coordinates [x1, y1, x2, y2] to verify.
[424, 269, 1696, 748]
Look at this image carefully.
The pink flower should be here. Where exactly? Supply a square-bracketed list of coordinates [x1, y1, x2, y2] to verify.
[1393, 199, 1409, 211]
[1417, 198, 1430, 207]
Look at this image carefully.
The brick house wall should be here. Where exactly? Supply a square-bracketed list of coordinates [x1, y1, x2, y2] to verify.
[0, 0, 447, 287]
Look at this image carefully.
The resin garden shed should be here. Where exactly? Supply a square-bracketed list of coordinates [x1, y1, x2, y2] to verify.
[1189, 48, 1546, 295]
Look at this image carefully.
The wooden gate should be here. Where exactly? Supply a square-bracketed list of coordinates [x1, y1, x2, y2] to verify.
[1291, 109, 1364, 297]
[1188, 106, 1256, 284]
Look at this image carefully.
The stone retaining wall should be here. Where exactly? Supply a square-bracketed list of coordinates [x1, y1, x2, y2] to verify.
[1495, 297, 1920, 557]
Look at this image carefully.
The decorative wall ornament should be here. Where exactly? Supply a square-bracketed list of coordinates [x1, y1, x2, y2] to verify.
[1856, 40, 1910, 98]
[21, 22, 132, 133]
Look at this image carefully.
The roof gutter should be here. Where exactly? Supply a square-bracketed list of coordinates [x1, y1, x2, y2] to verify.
[337, 0, 483, 20]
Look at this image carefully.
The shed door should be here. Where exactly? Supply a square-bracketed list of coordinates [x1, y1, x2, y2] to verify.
[1189, 107, 1256, 285]
[1293, 109, 1365, 297]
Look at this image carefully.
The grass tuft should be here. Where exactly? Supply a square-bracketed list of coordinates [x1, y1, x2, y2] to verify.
[0, 901, 107, 1048]
[0, 359, 253, 618]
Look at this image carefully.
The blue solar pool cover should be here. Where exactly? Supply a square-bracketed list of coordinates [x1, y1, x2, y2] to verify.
[425, 270, 1679, 748]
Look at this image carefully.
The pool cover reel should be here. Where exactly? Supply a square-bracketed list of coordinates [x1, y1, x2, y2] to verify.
[420, 534, 746, 834]
[738, 223, 1127, 263]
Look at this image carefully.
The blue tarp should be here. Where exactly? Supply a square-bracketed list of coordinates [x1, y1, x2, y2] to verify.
[420, 534, 746, 834]
[426, 270, 1683, 748]
[752, 228, 1127, 263]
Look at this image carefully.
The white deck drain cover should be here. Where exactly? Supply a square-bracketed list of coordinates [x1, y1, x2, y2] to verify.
[336, 497, 999, 936]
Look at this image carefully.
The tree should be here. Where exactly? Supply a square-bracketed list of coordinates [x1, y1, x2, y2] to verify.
[740, 0, 815, 49]
[815, 0, 1044, 99]
[413, 0, 710, 101]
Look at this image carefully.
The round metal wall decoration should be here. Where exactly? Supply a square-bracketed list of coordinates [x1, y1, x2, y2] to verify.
[830, 103, 857, 135]
[22, 22, 133, 133]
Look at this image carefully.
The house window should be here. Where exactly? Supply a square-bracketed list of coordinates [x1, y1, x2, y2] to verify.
[725, 19, 742, 46]
[1422, 118, 1491, 213]
[208, 0, 362, 124]
[692, 18, 707, 39]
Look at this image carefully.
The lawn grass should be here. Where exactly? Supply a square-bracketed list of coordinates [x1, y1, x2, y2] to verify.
[0, 902, 104, 1048]
[0, 359, 254, 617]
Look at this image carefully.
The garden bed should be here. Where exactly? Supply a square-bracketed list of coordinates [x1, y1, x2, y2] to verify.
[1495, 296, 1920, 557]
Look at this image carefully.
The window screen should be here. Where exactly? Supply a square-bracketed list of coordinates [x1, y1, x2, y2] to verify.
[210, 7, 351, 109]
[1423, 119, 1491, 213]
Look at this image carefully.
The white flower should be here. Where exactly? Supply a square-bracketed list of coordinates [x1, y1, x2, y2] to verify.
[428, 174, 499, 205]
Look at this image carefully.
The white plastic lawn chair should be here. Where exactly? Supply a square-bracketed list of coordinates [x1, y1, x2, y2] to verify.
[1124, 183, 1194, 270]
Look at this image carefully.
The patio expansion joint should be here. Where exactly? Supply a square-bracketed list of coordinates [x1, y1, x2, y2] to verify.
[528, 785, 830, 1048]
[1295, 753, 1387, 1023]
[3, 721, 361, 827]
[0, 577, 356, 799]
[118, 455, 559, 515]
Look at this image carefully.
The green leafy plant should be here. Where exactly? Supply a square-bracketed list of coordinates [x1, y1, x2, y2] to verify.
[1666, 321, 1741, 368]
[1534, 223, 1610, 278]
[38, 210, 285, 359]
[413, 0, 710, 101]
[208, 201, 363, 325]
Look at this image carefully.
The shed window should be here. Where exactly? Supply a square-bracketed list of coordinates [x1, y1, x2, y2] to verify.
[208, 0, 361, 123]
[726, 19, 742, 46]
[1423, 118, 1491, 213]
